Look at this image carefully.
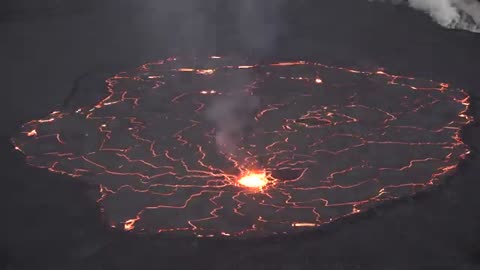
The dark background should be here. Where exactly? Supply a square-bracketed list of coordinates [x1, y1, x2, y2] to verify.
[2, 0, 480, 269]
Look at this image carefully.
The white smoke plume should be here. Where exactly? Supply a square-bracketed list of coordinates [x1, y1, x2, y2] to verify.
[377, 0, 480, 32]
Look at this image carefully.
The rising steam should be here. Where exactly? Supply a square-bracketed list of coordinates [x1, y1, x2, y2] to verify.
[379, 0, 480, 32]
[206, 88, 259, 158]
[205, 0, 285, 159]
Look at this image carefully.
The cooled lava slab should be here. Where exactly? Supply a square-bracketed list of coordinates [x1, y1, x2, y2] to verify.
[12, 56, 472, 238]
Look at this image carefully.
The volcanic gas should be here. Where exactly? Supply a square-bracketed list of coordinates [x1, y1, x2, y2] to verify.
[11, 56, 472, 238]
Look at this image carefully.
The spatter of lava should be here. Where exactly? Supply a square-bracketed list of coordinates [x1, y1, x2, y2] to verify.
[12, 56, 472, 238]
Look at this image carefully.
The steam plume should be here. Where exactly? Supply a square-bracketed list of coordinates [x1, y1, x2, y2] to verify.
[379, 0, 480, 32]
[206, 86, 259, 158]
[205, 1, 286, 160]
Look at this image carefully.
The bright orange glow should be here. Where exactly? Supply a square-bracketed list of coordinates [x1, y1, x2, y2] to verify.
[270, 61, 306, 66]
[178, 68, 195, 72]
[124, 218, 139, 231]
[200, 90, 217, 95]
[292, 222, 318, 227]
[238, 171, 268, 188]
[196, 69, 215, 75]
[26, 129, 37, 137]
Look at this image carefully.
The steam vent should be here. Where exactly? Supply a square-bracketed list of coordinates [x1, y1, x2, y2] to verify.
[12, 56, 472, 238]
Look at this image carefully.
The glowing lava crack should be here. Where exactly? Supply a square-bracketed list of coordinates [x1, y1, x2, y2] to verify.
[11, 56, 473, 238]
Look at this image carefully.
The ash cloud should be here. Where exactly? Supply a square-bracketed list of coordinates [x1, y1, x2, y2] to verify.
[378, 0, 480, 32]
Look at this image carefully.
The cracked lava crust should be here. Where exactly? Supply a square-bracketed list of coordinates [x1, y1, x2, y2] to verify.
[11, 56, 473, 238]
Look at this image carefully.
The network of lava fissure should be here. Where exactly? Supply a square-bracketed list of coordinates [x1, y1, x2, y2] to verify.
[12, 56, 472, 238]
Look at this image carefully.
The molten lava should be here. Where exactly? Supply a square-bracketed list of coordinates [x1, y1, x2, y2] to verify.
[10, 56, 473, 238]
[238, 171, 268, 189]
